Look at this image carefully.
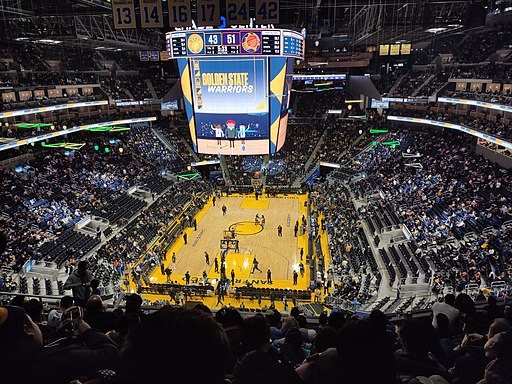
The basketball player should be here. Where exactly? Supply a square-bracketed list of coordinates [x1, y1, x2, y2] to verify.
[204, 252, 210, 265]
[251, 258, 262, 273]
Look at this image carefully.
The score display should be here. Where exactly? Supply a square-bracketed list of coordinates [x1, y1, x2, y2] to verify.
[166, 28, 304, 59]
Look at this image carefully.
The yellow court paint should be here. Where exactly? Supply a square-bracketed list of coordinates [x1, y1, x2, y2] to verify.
[240, 197, 270, 210]
[228, 221, 263, 236]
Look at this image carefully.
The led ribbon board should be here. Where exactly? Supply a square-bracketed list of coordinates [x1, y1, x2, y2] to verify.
[41, 142, 86, 150]
[0, 117, 156, 153]
[438, 97, 512, 113]
[0, 101, 109, 119]
[86, 126, 131, 132]
[387, 115, 512, 150]
[17, 123, 53, 129]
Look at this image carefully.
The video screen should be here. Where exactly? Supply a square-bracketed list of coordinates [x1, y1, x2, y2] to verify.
[191, 57, 270, 155]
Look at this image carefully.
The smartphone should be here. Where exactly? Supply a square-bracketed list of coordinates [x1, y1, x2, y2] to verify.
[68, 306, 83, 335]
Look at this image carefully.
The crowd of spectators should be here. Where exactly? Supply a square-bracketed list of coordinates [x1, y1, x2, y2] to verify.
[43, 46, 97, 71]
[443, 89, 512, 106]
[350, 129, 512, 294]
[0, 110, 155, 141]
[225, 156, 263, 185]
[148, 73, 173, 98]
[315, 181, 375, 305]
[117, 76, 153, 100]
[391, 72, 431, 97]
[413, 33, 465, 65]
[419, 72, 449, 97]
[2, 291, 512, 384]
[294, 89, 344, 117]
[0, 44, 48, 71]
[89, 179, 207, 289]
[266, 121, 323, 186]
[453, 23, 512, 63]
[448, 64, 512, 82]
[0, 117, 187, 272]
[388, 106, 512, 141]
[374, 69, 404, 95]
[313, 118, 362, 164]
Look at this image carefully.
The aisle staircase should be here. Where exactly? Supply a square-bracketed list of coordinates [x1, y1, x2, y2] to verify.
[388, 74, 406, 96]
[412, 74, 435, 97]
[220, 155, 230, 184]
[145, 79, 158, 99]
[292, 125, 328, 187]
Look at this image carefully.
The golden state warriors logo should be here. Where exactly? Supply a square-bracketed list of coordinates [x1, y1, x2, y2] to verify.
[242, 33, 261, 53]
[187, 34, 204, 54]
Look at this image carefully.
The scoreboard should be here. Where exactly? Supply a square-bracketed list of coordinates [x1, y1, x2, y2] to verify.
[167, 28, 304, 59]
[169, 28, 304, 155]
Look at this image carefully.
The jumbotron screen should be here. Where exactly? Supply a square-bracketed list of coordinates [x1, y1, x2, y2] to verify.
[167, 28, 304, 155]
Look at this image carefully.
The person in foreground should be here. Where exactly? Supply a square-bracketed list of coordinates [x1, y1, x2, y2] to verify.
[0, 305, 119, 384]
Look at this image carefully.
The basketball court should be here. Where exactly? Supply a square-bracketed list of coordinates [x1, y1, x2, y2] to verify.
[148, 194, 309, 291]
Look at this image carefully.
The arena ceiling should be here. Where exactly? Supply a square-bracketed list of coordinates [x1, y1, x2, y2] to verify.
[0, 0, 487, 50]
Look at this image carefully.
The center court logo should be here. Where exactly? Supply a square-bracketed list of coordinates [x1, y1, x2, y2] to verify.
[187, 33, 204, 54]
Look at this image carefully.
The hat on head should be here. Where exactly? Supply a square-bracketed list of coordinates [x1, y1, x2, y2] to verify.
[0, 306, 26, 343]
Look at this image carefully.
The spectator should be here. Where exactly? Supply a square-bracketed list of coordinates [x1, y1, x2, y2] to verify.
[64, 260, 93, 307]
[394, 319, 450, 382]
[0, 305, 119, 384]
[432, 294, 460, 330]
[47, 295, 74, 329]
[83, 295, 119, 334]
[234, 315, 302, 384]
[297, 319, 395, 384]
[118, 306, 229, 384]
